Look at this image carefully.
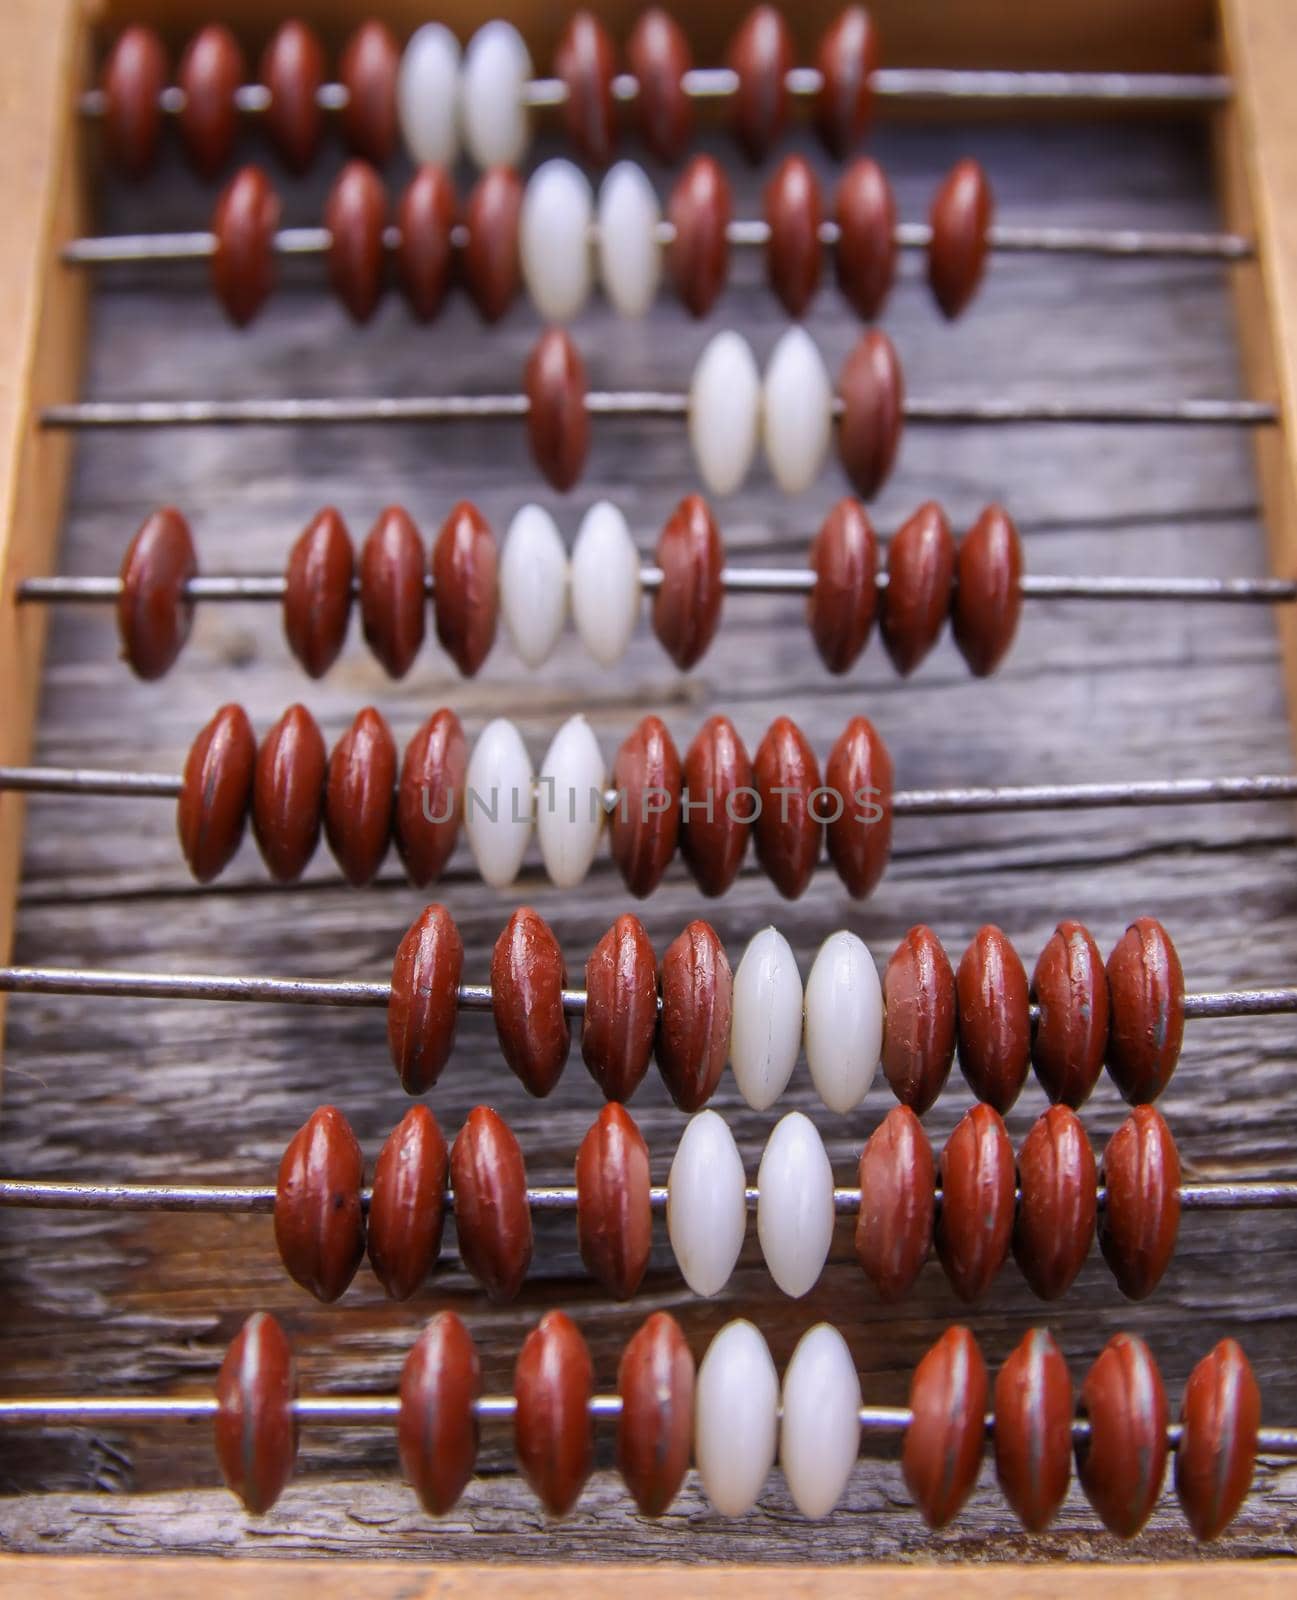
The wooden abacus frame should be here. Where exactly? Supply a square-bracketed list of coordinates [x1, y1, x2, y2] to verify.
[4, 0, 1297, 1590]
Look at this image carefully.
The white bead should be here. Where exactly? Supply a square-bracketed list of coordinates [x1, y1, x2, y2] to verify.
[535, 714, 605, 889]
[463, 718, 533, 889]
[396, 24, 461, 165]
[780, 1324, 862, 1518]
[500, 505, 568, 667]
[756, 1112, 834, 1299]
[761, 327, 833, 495]
[570, 501, 641, 665]
[695, 1320, 779, 1516]
[803, 931, 883, 1114]
[520, 160, 594, 322]
[729, 926, 803, 1110]
[460, 21, 532, 169]
[688, 331, 761, 496]
[666, 1110, 747, 1297]
[597, 162, 662, 318]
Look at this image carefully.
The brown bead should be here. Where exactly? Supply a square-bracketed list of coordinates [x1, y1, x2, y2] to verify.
[117, 506, 197, 680]
[525, 329, 590, 492]
[808, 498, 878, 673]
[368, 1105, 448, 1299]
[617, 1312, 695, 1516]
[388, 904, 464, 1095]
[214, 1312, 297, 1514]
[398, 1312, 481, 1515]
[882, 925, 957, 1112]
[282, 507, 355, 678]
[253, 703, 326, 882]
[1176, 1339, 1260, 1542]
[881, 501, 955, 675]
[492, 908, 571, 1097]
[627, 9, 693, 163]
[610, 717, 681, 897]
[1105, 917, 1185, 1104]
[824, 714, 893, 899]
[679, 715, 754, 896]
[666, 156, 732, 318]
[855, 1105, 934, 1302]
[397, 165, 457, 321]
[514, 1312, 594, 1516]
[953, 504, 1023, 676]
[814, 7, 880, 155]
[936, 1104, 1015, 1301]
[583, 915, 658, 1102]
[1013, 1106, 1097, 1301]
[177, 704, 256, 883]
[324, 707, 396, 886]
[555, 12, 617, 167]
[726, 6, 793, 162]
[1031, 920, 1110, 1108]
[902, 1327, 988, 1528]
[359, 505, 426, 678]
[395, 708, 466, 886]
[656, 920, 732, 1110]
[955, 924, 1032, 1111]
[929, 158, 994, 320]
[463, 167, 523, 323]
[752, 717, 822, 900]
[837, 331, 904, 500]
[450, 1106, 533, 1301]
[177, 25, 244, 178]
[764, 156, 822, 317]
[432, 501, 499, 676]
[652, 495, 724, 670]
[210, 165, 280, 326]
[575, 1104, 652, 1298]
[260, 20, 325, 172]
[1076, 1333, 1169, 1538]
[326, 161, 388, 322]
[994, 1328, 1073, 1533]
[101, 27, 168, 175]
[834, 158, 897, 321]
[1098, 1105, 1181, 1301]
[339, 20, 399, 165]
[274, 1105, 366, 1302]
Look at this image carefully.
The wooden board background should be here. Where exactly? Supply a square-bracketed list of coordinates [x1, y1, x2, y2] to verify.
[3, 53, 1297, 1565]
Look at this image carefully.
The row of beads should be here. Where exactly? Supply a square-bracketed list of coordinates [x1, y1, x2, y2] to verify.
[102, 8, 881, 178]
[219, 1309, 1258, 1540]
[274, 1098, 1183, 1307]
[208, 153, 991, 328]
[120, 496, 1022, 681]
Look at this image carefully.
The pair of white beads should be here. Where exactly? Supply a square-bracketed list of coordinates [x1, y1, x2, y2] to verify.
[667, 1109, 838, 1300]
[498, 502, 642, 670]
[690, 327, 834, 497]
[397, 21, 532, 171]
[521, 160, 664, 322]
[732, 928, 883, 1114]
[696, 1321, 862, 1519]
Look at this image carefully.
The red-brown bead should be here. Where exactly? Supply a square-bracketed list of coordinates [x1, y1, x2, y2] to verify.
[834, 158, 897, 321]
[282, 507, 354, 678]
[652, 494, 724, 670]
[525, 329, 590, 491]
[953, 504, 1023, 676]
[575, 1104, 652, 1298]
[1105, 917, 1185, 1104]
[617, 1312, 695, 1517]
[432, 501, 499, 677]
[177, 703, 256, 883]
[824, 714, 893, 900]
[1076, 1333, 1169, 1538]
[117, 506, 197, 680]
[994, 1329, 1074, 1533]
[881, 925, 957, 1112]
[492, 908, 571, 1098]
[902, 1327, 989, 1528]
[214, 1312, 297, 1514]
[929, 158, 994, 320]
[837, 330, 904, 499]
[583, 914, 659, 1102]
[855, 1105, 935, 1302]
[210, 165, 280, 326]
[936, 1104, 1015, 1301]
[326, 160, 388, 322]
[882, 501, 955, 676]
[463, 167, 523, 323]
[177, 25, 244, 178]
[656, 920, 732, 1110]
[388, 904, 464, 1095]
[368, 1104, 448, 1299]
[627, 8, 694, 163]
[339, 20, 400, 165]
[398, 1312, 481, 1514]
[395, 708, 466, 886]
[1031, 920, 1110, 1108]
[324, 707, 396, 886]
[666, 156, 732, 318]
[808, 498, 878, 673]
[514, 1312, 595, 1516]
[273, 1106, 366, 1302]
[259, 20, 325, 172]
[752, 716, 823, 900]
[555, 11, 618, 167]
[1013, 1106, 1097, 1301]
[101, 27, 168, 175]
[1098, 1105, 1181, 1301]
[359, 505, 426, 678]
[397, 165, 457, 321]
[610, 716, 682, 897]
[450, 1106, 533, 1301]
[764, 155, 822, 318]
[955, 924, 1032, 1111]
[679, 715, 754, 896]
[814, 7, 880, 155]
[253, 703, 326, 883]
[1175, 1339, 1261, 1542]
[726, 6, 794, 162]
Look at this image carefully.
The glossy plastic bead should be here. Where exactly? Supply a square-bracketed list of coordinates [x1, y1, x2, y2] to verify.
[388, 904, 463, 1095]
[571, 500, 641, 665]
[667, 1109, 746, 1296]
[432, 500, 499, 678]
[118, 507, 197, 679]
[514, 1312, 594, 1515]
[324, 708, 396, 886]
[252, 704, 326, 883]
[575, 1104, 652, 1299]
[273, 1106, 366, 1302]
[902, 1327, 988, 1528]
[757, 1111, 834, 1298]
[282, 507, 354, 678]
[178, 703, 256, 883]
[464, 718, 533, 888]
[368, 1105, 448, 1299]
[450, 1106, 533, 1301]
[491, 907, 571, 1097]
[804, 929, 881, 1113]
[398, 1311, 480, 1515]
[762, 327, 833, 494]
[779, 1323, 862, 1518]
[695, 1320, 778, 1514]
[880, 925, 957, 1112]
[617, 1313, 694, 1516]
[500, 504, 568, 668]
[855, 1105, 934, 1302]
[730, 927, 803, 1110]
[215, 1312, 297, 1513]
[536, 714, 605, 888]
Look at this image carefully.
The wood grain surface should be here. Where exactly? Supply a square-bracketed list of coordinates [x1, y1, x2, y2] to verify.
[2, 85, 1296, 1565]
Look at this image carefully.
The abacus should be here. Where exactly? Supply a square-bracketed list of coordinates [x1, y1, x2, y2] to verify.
[4, 0, 1297, 1589]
